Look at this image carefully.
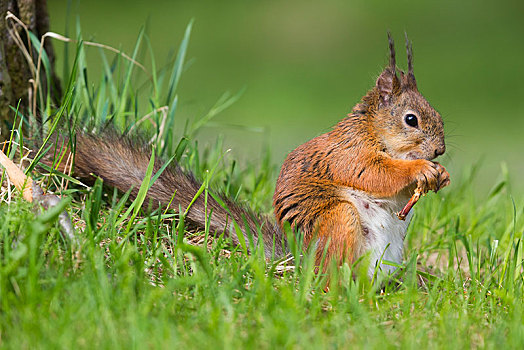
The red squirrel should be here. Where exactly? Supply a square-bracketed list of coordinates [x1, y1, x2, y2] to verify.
[54, 34, 449, 277]
[273, 35, 449, 275]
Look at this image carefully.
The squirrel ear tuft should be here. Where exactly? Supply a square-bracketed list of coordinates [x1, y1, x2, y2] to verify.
[376, 33, 400, 107]
[400, 33, 417, 90]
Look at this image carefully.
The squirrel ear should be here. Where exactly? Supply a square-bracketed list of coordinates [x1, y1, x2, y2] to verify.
[376, 68, 399, 107]
[376, 33, 400, 107]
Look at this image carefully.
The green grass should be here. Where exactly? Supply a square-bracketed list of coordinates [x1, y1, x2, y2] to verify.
[2, 19, 524, 349]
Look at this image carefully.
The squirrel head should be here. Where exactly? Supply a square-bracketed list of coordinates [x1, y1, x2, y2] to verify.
[354, 34, 445, 161]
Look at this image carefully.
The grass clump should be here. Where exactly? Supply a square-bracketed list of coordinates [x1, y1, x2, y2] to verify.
[1, 20, 524, 349]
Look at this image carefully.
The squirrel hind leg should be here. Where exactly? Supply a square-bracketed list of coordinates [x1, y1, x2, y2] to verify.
[311, 201, 366, 272]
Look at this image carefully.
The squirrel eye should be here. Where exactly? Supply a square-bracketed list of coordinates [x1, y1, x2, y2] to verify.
[404, 113, 418, 128]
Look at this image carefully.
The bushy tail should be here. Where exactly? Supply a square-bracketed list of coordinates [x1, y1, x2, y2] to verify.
[57, 130, 286, 258]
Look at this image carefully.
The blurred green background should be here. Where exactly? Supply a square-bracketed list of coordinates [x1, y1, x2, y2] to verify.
[47, 0, 524, 192]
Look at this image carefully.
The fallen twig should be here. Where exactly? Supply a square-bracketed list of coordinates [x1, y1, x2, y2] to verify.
[0, 148, 75, 241]
[397, 188, 423, 221]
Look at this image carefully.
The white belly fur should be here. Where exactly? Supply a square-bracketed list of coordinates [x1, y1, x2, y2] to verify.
[340, 187, 414, 278]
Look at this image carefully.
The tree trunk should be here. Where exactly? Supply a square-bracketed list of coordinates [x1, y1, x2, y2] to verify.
[0, 0, 60, 145]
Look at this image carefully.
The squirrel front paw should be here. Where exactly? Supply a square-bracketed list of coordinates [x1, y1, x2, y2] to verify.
[413, 160, 450, 194]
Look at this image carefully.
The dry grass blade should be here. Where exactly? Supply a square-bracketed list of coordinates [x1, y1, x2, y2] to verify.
[5, 11, 152, 120]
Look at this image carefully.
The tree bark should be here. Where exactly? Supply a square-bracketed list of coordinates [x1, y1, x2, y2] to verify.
[0, 0, 60, 145]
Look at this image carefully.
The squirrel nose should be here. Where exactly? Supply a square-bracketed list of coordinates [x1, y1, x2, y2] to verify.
[434, 145, 446, 158]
